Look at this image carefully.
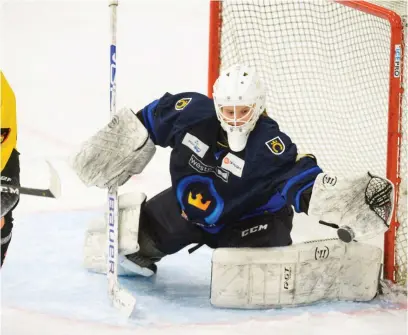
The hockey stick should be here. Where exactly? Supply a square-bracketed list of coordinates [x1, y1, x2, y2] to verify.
[20, 187, 58, 198]
[1, 161, 61, 198]
[107, 0, 136, 317]
[20, 161, 61, 198]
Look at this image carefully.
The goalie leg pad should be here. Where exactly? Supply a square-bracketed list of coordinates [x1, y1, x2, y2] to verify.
[70, 107, 156, 188]
[210, 239, 382, 309]
[83, 192, 145, 275]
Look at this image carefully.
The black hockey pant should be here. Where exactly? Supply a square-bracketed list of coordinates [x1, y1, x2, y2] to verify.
[138, 187, 293, 258]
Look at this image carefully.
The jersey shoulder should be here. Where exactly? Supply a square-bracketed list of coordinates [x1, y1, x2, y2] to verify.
[158, 92, 216, 122]
[248, 115, 297, 160]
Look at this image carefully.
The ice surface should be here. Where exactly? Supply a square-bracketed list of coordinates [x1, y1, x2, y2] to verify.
[1, 203, 406, 335]
[1, 1, 406, 334]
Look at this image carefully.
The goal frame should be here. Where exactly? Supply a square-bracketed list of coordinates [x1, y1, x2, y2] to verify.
[207, 0, 405, 283]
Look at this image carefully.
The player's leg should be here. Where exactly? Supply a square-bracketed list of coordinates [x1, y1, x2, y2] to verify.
[84, 187, 205, 276]
[121, 187, 205, 275]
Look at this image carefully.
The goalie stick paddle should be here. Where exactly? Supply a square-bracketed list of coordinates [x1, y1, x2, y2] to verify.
[107, 0, 136, 317]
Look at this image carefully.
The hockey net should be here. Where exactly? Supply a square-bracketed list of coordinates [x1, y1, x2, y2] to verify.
[208, 0, 407, 287]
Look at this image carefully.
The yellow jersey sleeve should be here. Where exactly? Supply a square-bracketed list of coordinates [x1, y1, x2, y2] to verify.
[1, 71, 17, 171]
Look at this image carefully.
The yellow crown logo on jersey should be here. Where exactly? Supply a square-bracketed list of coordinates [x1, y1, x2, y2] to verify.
[1, 72, 17, 171]
[188, 192, 211, 211]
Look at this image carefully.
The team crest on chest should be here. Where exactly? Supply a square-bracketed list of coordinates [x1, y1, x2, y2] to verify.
[265, 136, 285, 155]
[176, 175, 225, 226]
[175, 98, 192, 111]
[188, 192, 211, 211]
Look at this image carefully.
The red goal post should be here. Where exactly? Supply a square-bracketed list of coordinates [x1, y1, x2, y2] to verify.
[207, 0, 406, 285]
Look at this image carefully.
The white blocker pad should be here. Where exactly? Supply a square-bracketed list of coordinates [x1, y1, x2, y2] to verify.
[70, 107, 156, 188]
[83, 192, 145, 275]
[308, 172, 394, 241]
[211, 239, 382, 309]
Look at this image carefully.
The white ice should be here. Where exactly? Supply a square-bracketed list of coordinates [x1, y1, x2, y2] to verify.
[1, 1, 406, 334]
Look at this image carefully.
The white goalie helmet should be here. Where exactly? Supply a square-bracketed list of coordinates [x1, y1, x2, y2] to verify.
[213, 64, 266, 152]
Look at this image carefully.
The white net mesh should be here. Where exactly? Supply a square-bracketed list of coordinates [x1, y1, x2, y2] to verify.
[217, 0, 407, 285]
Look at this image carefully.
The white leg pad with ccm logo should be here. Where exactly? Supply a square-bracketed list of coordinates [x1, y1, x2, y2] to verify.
[210, 239, 382, 309]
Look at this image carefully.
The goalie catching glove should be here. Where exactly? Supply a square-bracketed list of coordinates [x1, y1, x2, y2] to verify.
[70, 107, 156, 188]
[308, 172, 394, 242]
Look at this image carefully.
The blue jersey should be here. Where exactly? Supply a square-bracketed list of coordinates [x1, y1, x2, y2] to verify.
[139, 92, 322, 233]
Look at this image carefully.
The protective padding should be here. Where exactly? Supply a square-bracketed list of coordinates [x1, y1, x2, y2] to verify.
[71, 107, 156, 188]
[308, 172, 393, 241]
[83, 192, 146, 275]
[211, 239, 382, 308]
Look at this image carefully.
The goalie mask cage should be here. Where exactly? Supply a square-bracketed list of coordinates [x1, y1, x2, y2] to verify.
[208, 0, 407, 286]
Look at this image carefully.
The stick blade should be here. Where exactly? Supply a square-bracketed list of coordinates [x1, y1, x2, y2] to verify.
[19, 161, 61, 198]
[19, 187, 56, 198]
[45, 160, 61, 198]
[111, 284, 136, 317]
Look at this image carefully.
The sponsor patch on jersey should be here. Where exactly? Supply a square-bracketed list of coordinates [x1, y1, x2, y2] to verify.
[175, 98, 192, 111]
[182, 133, 209, 158]
[221, 153, 245, 177]
[189, 154, 229, 182]
[265, 136, 285, 155]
